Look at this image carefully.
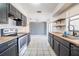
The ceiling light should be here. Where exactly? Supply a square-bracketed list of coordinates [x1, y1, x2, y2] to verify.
[32, 3, 40, 5]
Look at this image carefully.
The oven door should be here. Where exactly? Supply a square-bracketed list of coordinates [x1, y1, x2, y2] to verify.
[18, 35, 27, 56]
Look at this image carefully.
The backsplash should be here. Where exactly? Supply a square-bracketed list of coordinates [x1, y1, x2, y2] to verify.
[0, 18, 27, 33]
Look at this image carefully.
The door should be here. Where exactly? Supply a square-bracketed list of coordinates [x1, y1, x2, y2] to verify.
[9, 44, 18, 56]
[54, 40, 59, 56]
[30, 22, 47, 35]
[60, 44, 69, 56]
[0, 48, 9, 56]
[71, 45, 79, 56]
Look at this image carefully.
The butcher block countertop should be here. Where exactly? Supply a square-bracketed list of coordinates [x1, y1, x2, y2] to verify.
[50, 32, 79, 47]
[0, 33, 28, 44]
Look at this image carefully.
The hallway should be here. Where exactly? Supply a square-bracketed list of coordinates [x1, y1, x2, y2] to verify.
[24, 35, 56, 56]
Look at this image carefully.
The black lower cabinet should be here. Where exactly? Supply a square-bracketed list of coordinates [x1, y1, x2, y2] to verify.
[51, 36, 54, 49]
[48, 33, 79, 56]
[0, 39, 18, 56]
[54, 40, 59, 56]
[48, 33, 54, 48]
[60, 44, 69, 56]
[71, 45, 79, 56]
[48, 33, 51, 45]
[0, 44, 17, 56]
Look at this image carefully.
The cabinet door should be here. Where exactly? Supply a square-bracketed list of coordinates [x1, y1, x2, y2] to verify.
[10, 4, 16, 18]
[0, 48, 9, 56]
[71, 45, 79, 56]
[51, 35, 54, 49]
[48, 33, 50, 44]
[15, 9, 21, 19]
[9, 44, 18, 56]
[48, 33, 51, 46]
[54, 40, 59, 56]
[0, 3, 8, 24]
[22, 15, 27, 26]
[60, 44, 69, 56]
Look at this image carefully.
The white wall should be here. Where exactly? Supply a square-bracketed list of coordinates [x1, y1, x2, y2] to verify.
[51, 4, 79, 33]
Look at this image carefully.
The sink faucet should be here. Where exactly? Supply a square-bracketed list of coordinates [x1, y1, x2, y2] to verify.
[69, 25, 76, 36]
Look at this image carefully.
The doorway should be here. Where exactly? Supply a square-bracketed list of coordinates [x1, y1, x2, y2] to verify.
[30, 22, 47, 35]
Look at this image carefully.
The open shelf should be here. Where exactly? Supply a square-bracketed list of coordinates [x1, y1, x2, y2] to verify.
[54, 24, 66, 27]
[53, 18, 66, 33]
[54, 18, 65, 23]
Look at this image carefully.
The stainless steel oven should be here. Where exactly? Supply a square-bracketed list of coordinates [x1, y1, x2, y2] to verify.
[18, 35, 27, 56]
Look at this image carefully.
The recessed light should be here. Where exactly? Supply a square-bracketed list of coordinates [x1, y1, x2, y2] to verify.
[37, 11, 42, 13]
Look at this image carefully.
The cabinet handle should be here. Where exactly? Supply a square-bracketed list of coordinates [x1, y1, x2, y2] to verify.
[8, 42, 14, 46]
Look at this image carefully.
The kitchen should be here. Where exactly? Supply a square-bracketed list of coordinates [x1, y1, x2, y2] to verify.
[0, 3, 79, 56]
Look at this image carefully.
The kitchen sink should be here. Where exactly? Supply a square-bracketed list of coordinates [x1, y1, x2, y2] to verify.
[62, 35, 79, 40]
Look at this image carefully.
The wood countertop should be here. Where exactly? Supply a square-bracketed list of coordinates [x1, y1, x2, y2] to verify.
[50, 32, 79, 47]
[0, 33, 28, 44]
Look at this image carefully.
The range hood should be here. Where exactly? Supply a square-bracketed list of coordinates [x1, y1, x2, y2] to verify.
[13, 18, 22, 21]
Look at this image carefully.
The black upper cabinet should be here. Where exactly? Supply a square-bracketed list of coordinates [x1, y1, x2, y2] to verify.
[9, 4, 21, 19]
[9, 4, 27, 26]
[0, 3, 27, 25]
[0, 3, 8, 24]
[15, 9, 21, 19]
[22, 14, 27, 26]
[9, 4, 16, 18]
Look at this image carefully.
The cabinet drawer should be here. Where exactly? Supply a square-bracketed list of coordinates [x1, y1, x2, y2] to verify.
[8, 39, 17, 47]
[54, 35, 70, 48]
[59, 38, 70, 48]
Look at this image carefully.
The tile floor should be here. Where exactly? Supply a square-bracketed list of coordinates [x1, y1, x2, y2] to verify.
[24, 35, 56, 56]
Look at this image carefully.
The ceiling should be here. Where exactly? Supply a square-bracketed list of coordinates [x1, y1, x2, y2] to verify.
[12, 3, 74, 22]
[18, 3, 58, 15]
[17, 3, 59, 22]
